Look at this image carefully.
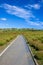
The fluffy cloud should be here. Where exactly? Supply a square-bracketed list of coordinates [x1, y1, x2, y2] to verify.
[25, 4, 41, 9]
[0, 3, 42, 26]
[0, 18, 7, 21]
[30, 22, 40, 26]
[0, 4, 35, 20]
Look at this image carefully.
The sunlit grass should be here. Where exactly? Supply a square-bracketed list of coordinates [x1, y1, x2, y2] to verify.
[0, 29, 43, 65]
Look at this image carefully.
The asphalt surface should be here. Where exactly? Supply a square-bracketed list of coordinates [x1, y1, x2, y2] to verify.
[0, 35, 35, 65]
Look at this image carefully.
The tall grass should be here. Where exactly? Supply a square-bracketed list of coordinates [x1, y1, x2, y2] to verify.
[0, 29, 43, 65]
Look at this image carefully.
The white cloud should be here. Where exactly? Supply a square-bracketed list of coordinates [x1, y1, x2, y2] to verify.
[0, 4, 34, 20]
[25, 4, 41, 9]
[30, 22, 43, 26]
[0, 18, 7, 21]
[0, 3, 43, 27]
[30, 22, 40, 26]
[33, 4, 40, 9]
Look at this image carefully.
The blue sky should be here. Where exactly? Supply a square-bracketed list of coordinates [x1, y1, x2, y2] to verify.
[0, 0, 43, 29]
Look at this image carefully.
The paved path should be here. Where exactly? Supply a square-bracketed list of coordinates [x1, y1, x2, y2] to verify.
[0, 35, 35, 65]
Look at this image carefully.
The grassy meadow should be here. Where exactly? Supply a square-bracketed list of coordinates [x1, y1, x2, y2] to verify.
[0, 28, 43, 65]
[0, 29, 19, 52]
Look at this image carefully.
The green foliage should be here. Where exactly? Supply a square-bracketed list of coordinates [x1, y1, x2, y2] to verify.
[34, 51, 43, 60]
[0, 29, 18, 46]
[0, 28, 43, 65]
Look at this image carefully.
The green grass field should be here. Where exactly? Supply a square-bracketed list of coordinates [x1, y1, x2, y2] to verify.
[0, 29, 19, 52]
[0, 28, 43, 65]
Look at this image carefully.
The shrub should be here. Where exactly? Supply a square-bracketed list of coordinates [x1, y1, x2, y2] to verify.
[0, 42, 5, 46]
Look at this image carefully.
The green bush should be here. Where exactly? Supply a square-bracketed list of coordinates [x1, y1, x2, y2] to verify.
[0, 42, 5, 46]
[34, 51, 43, 60]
